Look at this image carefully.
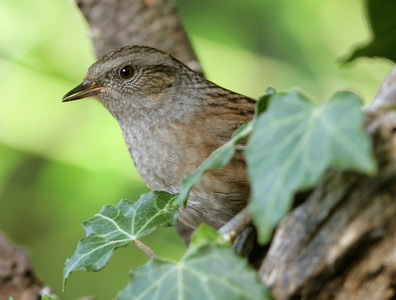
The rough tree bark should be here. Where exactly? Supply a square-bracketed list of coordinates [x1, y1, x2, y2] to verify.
[75, 0, 202, 75]
[75, 1, 396, 299]
[0, 232, 46, 300]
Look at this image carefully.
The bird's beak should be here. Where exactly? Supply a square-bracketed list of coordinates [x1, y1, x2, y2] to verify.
[62, 80, 104, 102]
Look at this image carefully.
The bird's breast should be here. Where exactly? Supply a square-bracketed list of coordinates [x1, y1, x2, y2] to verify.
[118, 116, 250, 229]
[121, 119, 206, 193]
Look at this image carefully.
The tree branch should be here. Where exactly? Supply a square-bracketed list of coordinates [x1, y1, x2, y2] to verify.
[75, 0, 202, 74]
[0, 232, 49, 300]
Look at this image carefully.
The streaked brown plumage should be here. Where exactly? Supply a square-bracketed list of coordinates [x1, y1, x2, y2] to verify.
[62, 45, 256, 229]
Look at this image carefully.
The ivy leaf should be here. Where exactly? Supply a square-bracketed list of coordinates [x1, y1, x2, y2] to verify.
[117, 225, 271, 300]
[63, 191, 179, 288]
[256, 86, 276, 115]
[342, 0, 396, 63]
[246, 90, 376, 244]
[41, 296, 58, 300]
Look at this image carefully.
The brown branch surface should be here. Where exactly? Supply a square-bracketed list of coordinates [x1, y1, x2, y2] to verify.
[0, 232, 45, 300]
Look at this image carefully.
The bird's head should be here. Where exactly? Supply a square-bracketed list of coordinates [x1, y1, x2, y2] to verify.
[62, 45, 197, 117]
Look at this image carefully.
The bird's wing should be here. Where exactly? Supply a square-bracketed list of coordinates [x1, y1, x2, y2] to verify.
[209, 91, 256, 150]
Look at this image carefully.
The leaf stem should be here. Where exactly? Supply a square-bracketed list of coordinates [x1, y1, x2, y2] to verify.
[218, 208, 252, 243]
[133, 239, 157, 259]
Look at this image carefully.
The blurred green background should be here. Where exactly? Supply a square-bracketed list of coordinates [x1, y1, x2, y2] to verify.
[0, 0, 392, 299]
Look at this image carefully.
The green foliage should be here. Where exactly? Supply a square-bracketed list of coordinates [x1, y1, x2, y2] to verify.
[117, 225, 270, 300]
[246, 90, 376, 243]
[256, 86, 276, 115]
[41, 296, 58, 300]
[63, 192, 179, 288]
[343, 0, 396, 63]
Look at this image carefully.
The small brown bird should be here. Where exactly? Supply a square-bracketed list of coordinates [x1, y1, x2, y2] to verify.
[63, 45, 256, 229]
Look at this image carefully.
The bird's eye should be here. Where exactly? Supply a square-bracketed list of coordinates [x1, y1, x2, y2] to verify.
[120, 66, 134, 79]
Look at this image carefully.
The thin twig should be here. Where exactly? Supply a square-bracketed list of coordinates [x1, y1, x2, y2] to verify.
[218, 208, 253, 243]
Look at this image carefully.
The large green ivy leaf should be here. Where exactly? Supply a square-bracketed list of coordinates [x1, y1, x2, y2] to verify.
[117, 225, 270, 300]
[342, 0, 396, 63]
[63, 191, 179, 288]
[246, 90, 376, 243]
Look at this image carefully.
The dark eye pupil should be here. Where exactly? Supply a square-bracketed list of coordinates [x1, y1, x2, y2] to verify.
[120, 66, 133, 79]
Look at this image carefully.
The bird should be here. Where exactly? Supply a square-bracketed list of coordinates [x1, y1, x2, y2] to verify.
[62, 45, 256, 229]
